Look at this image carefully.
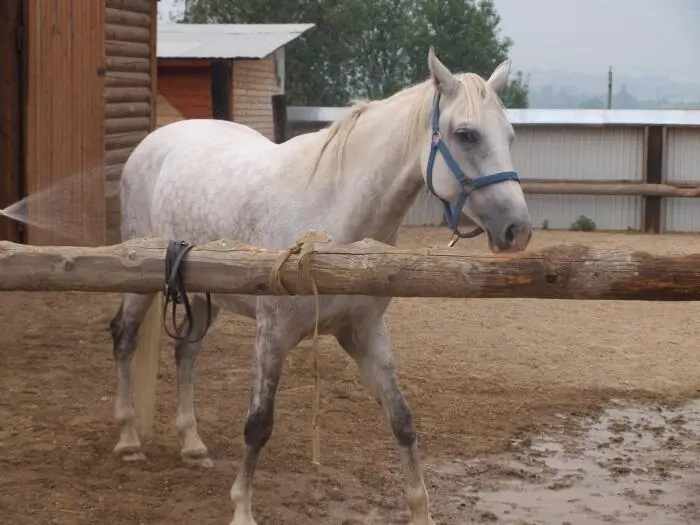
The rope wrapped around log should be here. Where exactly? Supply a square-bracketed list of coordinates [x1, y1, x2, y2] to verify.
[268, 231, 333, 466]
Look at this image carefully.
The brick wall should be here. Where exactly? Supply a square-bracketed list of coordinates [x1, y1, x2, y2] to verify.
[232, 55, 282, 140]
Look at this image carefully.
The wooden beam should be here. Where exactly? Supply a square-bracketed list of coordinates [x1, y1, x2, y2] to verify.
[2, 237, 700, 301]
[520, 180, 700, 198]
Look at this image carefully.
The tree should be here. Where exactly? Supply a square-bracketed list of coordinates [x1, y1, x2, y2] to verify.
[182, 0, 529, 107]
[500, 70, 530, 108]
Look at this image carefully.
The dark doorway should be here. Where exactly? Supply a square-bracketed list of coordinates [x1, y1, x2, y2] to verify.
[0, 0, 25, 242]
[210, 59, 232, 120]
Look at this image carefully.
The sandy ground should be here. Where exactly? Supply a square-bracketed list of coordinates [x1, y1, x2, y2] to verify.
[2, 227, 700, 525]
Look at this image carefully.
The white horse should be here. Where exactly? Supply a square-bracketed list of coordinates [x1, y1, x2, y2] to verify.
[110, 48, 532, 525]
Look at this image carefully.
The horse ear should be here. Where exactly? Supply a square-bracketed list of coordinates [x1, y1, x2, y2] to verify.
[487, 59, 512, 94]
[428, 47, 458, 95]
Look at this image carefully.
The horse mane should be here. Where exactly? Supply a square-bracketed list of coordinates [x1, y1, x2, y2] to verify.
[299, 72, 505, 186]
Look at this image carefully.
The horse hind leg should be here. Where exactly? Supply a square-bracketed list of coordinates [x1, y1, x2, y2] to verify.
[172, 294, 220, 468]
[109, 292, 157, 462]
[336, 316, 434, 525]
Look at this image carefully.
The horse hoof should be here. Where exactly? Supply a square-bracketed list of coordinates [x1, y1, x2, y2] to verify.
[114, 442, 146, 462]
[183, 455, 214, 468]
[121, 451, 147, 462]
[181, 449, 213, 468]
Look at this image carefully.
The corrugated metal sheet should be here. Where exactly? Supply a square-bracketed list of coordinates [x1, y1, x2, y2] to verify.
[526, 195, 641, 230]
[665, 128, 700, 182]
[511, 127, 644, 230]
[400, 194, 643, 230]
[663, 128, 700, 232]
[288, 106, 700, 128]
[513, 127, 644, 181]
[157, 23, 314, 59]
[664, 198, 700, 232]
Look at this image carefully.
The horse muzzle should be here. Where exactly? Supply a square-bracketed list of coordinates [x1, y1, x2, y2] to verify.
[487, 216, 533, 253]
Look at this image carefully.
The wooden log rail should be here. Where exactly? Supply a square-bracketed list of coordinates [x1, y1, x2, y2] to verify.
[1, 238, 700, 301]
[521, 180, 700, 198]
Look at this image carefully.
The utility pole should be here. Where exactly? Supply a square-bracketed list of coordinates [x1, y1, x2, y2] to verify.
[607, 66, 613, 109]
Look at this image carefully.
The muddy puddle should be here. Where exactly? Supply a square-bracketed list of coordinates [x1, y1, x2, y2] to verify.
[431, 399, 700, 524]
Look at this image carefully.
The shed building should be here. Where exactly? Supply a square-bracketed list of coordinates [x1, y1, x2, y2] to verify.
[156, 23, 314, 142]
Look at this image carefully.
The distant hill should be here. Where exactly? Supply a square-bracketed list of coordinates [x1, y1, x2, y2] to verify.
[525, 69, 700, 109]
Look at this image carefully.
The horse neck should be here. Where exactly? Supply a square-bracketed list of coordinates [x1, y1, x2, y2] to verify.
[314, 92, 430, 244]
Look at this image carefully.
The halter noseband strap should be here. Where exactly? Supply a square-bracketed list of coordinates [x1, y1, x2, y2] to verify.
[425, 92, 520, 246]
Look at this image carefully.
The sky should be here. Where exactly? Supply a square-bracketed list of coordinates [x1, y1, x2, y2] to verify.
[492, 0, 700, 83]
[158, 0, 700, 83]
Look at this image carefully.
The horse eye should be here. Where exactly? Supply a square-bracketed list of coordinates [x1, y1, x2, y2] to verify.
[455, 129, 479, 144]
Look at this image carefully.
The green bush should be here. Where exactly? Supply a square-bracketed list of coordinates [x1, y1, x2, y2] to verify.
[570, 215, 596, 231]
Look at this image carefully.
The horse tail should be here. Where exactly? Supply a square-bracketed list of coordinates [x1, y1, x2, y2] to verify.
[132, 293, 164, 438]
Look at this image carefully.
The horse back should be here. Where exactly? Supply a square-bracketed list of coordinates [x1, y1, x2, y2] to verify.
[119, 119, 270, 240]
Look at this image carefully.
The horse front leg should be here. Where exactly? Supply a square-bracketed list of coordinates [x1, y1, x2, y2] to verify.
[336, 316, 434, 525]
[229, 306, 302, 525]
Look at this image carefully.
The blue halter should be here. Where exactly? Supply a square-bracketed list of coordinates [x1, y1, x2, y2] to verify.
[425, 92, 520, 246]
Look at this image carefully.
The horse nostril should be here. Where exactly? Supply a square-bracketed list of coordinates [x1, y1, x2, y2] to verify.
[504, 223, 517, 245]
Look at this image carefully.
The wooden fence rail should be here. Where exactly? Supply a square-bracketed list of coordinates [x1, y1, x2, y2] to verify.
[2, 237, 700, 301]
[521, 180, 700, 198]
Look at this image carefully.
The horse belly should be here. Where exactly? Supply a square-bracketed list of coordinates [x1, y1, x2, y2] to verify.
[301, 295, 394, 337]
[211, 294, 257, 320]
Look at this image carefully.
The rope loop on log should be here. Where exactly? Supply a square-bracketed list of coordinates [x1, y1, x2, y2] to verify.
[162, 240, 212, 343]
[268, 231, 332, 465]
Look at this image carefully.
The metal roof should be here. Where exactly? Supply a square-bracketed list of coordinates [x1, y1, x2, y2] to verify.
[157, 23, 315, 60]
[288, 106, 700, 127]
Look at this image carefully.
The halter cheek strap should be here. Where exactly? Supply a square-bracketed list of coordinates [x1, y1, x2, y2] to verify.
[425, 92, 520, 246]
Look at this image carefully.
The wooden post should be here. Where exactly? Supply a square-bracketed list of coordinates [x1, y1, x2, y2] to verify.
[3, 237, 700, 301]
[0, 0, 24, 243]
[271, 94, 287, 144]
[210, 59, 232, 120]
[643, 126, 665, 233]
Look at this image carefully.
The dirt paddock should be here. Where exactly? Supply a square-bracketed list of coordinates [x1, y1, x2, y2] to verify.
[3, 227, 700, 524]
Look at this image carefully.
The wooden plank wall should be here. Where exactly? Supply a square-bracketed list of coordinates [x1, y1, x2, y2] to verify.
[25, 0, 106, 246]
[157, 60, 213, 127]
[0, 0, 24, 242]
[105, 0, 156, 245]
